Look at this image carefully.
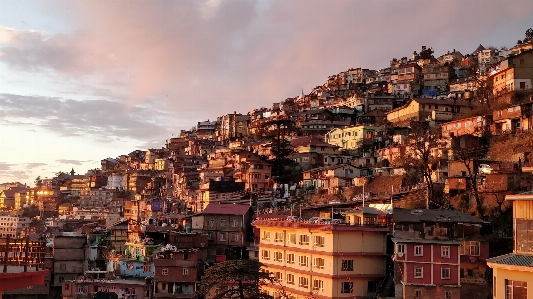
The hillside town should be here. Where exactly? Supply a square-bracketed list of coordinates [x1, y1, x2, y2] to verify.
[2, 29, 533, 299]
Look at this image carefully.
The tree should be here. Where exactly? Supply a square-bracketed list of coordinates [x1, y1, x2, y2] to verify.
[449, 130, 491, 219]
[393, 123, 445, 205]
[262, 119, 302, 185]
[525, 28, 533, 42]
[198, 260, 273, 299]
[34, 176, 43, 188]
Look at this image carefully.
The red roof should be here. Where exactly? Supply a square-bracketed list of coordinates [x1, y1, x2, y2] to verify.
[290, 136, 338, 148]
[202, 203, 252, 215]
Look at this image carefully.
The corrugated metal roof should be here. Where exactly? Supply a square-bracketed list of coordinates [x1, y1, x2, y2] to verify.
[202, 203, 252, 215]
[487, 253, 533, 267]
[393, 209, 484, 224]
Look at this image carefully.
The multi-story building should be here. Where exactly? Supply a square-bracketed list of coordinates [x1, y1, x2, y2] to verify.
[0, 215, 32, 238]
[62, 272, 151, 299]
[490, 49, 533, 96]
[422, 63, 455, 93]
[233, 151, 272, 191]
[253, 215, 389, 299]
[325, 125, 381, 150]
[191, 203, 253, 262]
[152, 232, 208, 298]
[441, 116, 492, 138]
[386, 98, 476, 126]
[53, 233, 87, 287]
[491, 102, 533, 134]
[392, 209, 489, 299]
[487, 166, 533, 299]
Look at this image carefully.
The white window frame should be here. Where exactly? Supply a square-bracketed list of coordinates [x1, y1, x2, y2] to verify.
[312, 279, 324, 292]
[441, 246, 450, 258]
[286, 273, 295, 285]
[299, 255, 309, 267]
[298, 276, 309, 289]
[313, 235, 325, 247]
[414, 245, 423, 256]
[313, 257, 325, 269]
[441, 267, 451, 280]
[414, 267, 423, 278]
[183, 268, 189, 276]
[299, 234, 309, 245]
[162, 268, 168, 275]
[286, 253, 295, 264]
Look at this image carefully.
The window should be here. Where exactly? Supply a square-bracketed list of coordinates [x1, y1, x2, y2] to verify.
[274, 251, 283, 262]
[207, 232, 214, 240]
[220, 219, 227, 228]
[415, 289, 422, 298]
[64, 283, 69, 290]
[262, 231, 271, 241]
[144, 265, 151, 272]
[231, 233, 239, 242]
[274, 271, 283, 282]
[445, 291, 452, 299]
[286, 273, 295, 285]
[286, 253, 295, 264]
[59, 276, 64, 282]
[287, 233, 296, 244]
[441, 268, 450, 279]
[414, 267, 423, 278]
[313, 257, 325, 269]
[298, 276, 309, 289]
[341, 282, 353, 293]
[441, 246, 450, 258]
[520, 82, 526, 90]
[183, 268, 189, 276]
[232, 219, 240, 227]
[262, 250, 270, 260]
[341, 260, 353, 271]
[314, 235, 325, 247]
[60, 263, 67, 270]
[299, 255, 309, 267]
[219, 232, 226, 241]
[414, 245, 423, 256]
[396, 244, 405, 255]
[505, 279, 527, 299]
[299, 234, 309, 245]
[162, 268, 168, 275]
[312, 279, 324, 292]
[461, 241, 480, 256]
[274, 232, 283, 242]
[207, 220, 214, 228]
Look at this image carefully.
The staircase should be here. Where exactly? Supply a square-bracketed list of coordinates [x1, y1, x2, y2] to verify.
[375, 275, 394, 299]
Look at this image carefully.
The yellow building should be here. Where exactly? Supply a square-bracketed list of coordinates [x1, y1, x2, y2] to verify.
[386, 98, 475, 125]
[253, 217, 389, 299]
[487, 167, 533, 299]
[325, 126, 380, 150]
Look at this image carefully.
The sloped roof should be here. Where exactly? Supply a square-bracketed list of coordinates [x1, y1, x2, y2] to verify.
[393, 208, 484, 224]
[487, 253, 533, 267]
[472, 44, 486, 55]
[290, 136, 338, 148]
[202, 203, 252, 215]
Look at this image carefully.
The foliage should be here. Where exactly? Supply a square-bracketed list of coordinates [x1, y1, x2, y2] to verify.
[261, 119, 302, 185]
[392, 123, 444, 204]
[34, 176, 43, 188]
[198, 260, 273, 299]
[21, 205, 40, 218]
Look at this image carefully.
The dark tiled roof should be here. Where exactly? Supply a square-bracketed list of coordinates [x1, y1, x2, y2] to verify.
[487, 253, 533, 267]
[393, 208, 484, 224]
[202, 203, 252, 215]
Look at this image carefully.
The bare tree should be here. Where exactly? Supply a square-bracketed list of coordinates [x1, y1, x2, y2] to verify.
[393, 123, 445, 204]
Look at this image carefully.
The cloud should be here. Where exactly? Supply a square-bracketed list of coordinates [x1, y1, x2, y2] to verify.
[1, 0, 533, 129]
[25, 162, 48, 169]
[0, 93, 184, 143]
[55, 159, 92, 165]
[0, 162, 15, 171]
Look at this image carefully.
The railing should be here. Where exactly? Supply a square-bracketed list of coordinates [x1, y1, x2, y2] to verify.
[0, 236, 47, 272]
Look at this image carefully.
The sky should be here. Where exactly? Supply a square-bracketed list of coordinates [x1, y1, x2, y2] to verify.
[0, 0, 532, 186]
